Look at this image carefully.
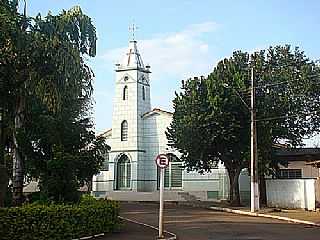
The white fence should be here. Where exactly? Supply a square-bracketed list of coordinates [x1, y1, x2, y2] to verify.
[266, 179, 316, 210]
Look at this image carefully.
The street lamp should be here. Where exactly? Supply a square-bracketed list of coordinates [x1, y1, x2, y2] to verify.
[223, 68, 259, 212]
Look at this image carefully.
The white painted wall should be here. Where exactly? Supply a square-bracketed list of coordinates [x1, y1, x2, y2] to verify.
[266, 179, 316, 210]
[142, 112, 176, 191]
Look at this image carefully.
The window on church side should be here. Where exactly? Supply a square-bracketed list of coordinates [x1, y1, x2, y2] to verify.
[121, 120, 128, 141]
[102, 152, 109, 171]
[123, 86, 128, 100]
[142, 86, 145, 100]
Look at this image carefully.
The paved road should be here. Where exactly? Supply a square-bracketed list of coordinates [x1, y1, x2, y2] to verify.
[102, 220, 160, 240]
[119, 202, 320, 240]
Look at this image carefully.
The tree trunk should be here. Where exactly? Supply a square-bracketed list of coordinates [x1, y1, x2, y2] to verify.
[226, 166, 242, 206]
[86, 179, 92, 193]
[234, 169, 241, 205]
[0, 165, 8, 207]
[227, 169, 235, 203]
[259, 174, 267, 206]
[12, 96, 25, 206]
[0, 106, 7, 207]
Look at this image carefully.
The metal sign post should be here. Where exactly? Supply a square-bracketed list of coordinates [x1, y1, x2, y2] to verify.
[159, 167, 165, 238]
[155, 154, 169, 239]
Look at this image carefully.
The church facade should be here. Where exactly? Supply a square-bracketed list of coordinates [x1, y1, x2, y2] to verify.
[92, 40, 249, 201]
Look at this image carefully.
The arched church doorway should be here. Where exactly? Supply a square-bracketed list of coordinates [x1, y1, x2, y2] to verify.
[157, 153, 183, 189]
[116, 154, 131, 190]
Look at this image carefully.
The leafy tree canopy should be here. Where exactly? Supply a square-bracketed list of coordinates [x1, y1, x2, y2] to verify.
[167, 45, 320, 205]
[0, 0, 106, 204]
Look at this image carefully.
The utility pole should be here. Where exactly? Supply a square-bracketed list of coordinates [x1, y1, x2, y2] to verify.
[250, 67, 259, 212]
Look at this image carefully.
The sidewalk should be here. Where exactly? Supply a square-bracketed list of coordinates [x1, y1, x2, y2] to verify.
[207, 203, 320, 226]
[177, 201, 320, 225]
[261, 208, 320, 224]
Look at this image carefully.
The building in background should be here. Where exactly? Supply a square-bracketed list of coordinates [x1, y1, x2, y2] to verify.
[92, 39, 249, 201]
[266, 148, 320, 210]
[273, 148, 320, 179]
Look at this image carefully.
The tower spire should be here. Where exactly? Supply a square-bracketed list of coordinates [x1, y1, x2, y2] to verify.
[129, 23, 138, 41]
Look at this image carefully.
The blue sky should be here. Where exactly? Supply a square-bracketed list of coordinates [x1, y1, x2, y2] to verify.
[26, 0, 320, 145]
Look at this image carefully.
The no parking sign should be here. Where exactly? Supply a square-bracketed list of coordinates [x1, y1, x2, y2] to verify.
[155, 154, 169, 169]
[155, 153, 170, 238]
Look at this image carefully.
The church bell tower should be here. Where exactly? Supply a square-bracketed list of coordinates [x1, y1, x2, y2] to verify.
[110, 39, 151, 191]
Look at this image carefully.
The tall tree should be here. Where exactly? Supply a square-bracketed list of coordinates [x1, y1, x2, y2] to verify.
[167, 54, 251, 205]
[167, 46, 320, 205]
[0, 0, 24, 207]
[1, 0, 97, 205]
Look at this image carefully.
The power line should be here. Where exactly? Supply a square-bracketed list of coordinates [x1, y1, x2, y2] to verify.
[234, 73, 320, 93]
[256, 110, 318, 122]
[256, 74, 320, 89]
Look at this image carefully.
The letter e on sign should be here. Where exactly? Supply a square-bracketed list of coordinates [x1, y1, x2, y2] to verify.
[155, 154, 169, 169]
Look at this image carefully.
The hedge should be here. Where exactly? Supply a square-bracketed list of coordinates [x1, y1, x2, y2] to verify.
[0, 199, 120, 240]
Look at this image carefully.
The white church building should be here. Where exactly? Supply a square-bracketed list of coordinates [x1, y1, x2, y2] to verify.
[92, 39, 249, 201]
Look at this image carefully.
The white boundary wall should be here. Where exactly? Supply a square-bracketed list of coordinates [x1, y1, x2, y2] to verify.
[266, 179, 316, 210]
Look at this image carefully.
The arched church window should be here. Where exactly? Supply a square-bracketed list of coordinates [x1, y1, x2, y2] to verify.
[121, 120, 128, 141]
[142, 86, 145, 100]
[123, 86, 128, 100]
[116, 154, 131, 189]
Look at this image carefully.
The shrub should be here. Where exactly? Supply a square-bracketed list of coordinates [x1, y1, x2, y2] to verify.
[79, 194, 97, 205]
[0, 199, 120, 240]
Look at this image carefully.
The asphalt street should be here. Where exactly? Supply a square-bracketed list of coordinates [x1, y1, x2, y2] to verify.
[118, 202, 320, 240]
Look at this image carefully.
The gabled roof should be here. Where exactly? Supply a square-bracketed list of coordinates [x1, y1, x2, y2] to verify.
[142, 108, 173, 118]
[96, 109, 172, 137]
[97, 128, 112, 138]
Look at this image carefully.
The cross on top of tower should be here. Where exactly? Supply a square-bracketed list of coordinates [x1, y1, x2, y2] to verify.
[129, 23, 139, 41]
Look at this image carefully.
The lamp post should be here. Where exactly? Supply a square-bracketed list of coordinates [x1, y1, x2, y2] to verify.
[223, 67, 259, 212]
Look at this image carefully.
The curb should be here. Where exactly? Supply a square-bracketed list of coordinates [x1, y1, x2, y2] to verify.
[72, 216, 177, 240]
[72, 233, 104, 240]
[119, 216, 177, 240]
[209, 206, 320, 227]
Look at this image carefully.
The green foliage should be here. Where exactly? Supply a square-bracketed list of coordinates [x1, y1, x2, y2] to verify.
[79, 194, 98, 205]
[253, 46, 320, 171]
[0, 0, 106, 205]
[167, 46, 320, 205]
[0, 200, 120, 240]
[167, 53, 252, 204]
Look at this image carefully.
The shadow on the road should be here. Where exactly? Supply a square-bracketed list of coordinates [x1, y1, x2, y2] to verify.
[119, 202, 320, 240]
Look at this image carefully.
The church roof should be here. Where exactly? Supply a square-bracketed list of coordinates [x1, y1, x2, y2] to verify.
[97, 128, 112, 138]
[98, 109, 172, 136]
[142, 108, 173, 118]
[116, 40, 150, 72]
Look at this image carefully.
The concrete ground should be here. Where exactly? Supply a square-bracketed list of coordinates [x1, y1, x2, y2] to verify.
[210, 203, 320, 224]
[112, 202, 320, 240]
[267, 210, 320, 223]
[101, 219, 169, 240]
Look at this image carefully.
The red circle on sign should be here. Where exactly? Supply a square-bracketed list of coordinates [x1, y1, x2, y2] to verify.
[155, 154, 169, 168]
